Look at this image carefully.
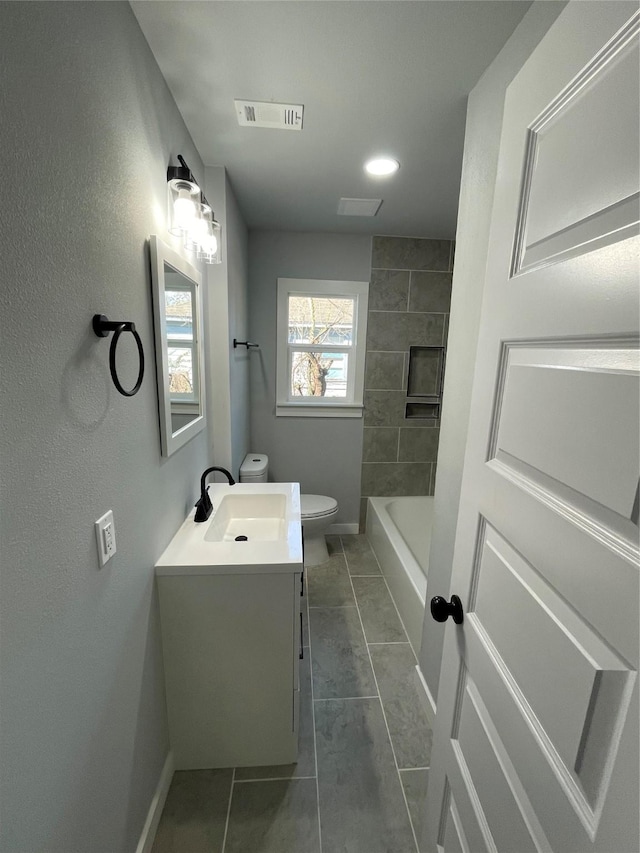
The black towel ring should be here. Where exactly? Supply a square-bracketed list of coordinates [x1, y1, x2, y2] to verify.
[93, 314, 145, 397]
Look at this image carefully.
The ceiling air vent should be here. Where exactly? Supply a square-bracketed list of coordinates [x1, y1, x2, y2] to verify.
[235, 100, 304, 130]
[337, 198, 383, 217]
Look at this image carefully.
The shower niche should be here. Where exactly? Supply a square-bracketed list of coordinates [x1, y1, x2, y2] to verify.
[405, 345, 445, 420]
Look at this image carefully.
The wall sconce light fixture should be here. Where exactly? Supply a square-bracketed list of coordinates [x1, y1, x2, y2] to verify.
[167, 155, 222, 264]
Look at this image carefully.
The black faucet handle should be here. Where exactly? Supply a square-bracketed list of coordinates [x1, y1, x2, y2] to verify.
[194, 466, 236, 522]
[194, 491, 213, 522]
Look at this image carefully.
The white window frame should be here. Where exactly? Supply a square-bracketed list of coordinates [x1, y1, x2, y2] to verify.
[276, 277, 369, 418]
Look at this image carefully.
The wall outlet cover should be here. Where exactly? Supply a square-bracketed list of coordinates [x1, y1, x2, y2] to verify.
[95, 510, 116, 567]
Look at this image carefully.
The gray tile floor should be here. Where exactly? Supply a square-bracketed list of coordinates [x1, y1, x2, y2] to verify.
[152, 534, 432, 853]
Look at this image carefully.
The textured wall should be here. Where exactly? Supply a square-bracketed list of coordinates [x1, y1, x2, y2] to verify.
[0, 4, 212, 850]
[360, 236, 454, 527]
[417, 0, 567, 712]
[248, 231, 372, 525]
[203, 167, 250, 479]
[226, 177, 251, 477]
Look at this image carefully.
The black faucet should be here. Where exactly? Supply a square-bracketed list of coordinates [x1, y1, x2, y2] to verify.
[194, 466, 236, 522]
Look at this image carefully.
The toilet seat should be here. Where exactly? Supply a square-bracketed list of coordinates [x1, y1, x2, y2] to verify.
[301, 494, 338, 519]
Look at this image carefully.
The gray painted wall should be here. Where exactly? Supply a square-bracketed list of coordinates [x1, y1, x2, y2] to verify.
[0, 4, 211, 850]
[248, 231, 372, 524]
[418, 0, 567, 711]
[226, 177, 251, 478]
[204, 167, 250, 479]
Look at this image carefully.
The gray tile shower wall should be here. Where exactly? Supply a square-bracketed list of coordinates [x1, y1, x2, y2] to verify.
[361, 236, 453, 526]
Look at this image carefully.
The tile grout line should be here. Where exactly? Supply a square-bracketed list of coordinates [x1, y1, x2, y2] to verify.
[358, 532, 431, 841]
[306, 574, 324, 853]
[366, 534, 419, 664]
[371, 267, 452, 274]
[220, 766, 235, 853]
[361, 539, 434, 842]
[341, 537, 421, 853]
[378, 569, 418, 661]
[234, 775, 317, 784]
[314, 695, 379, 702]
[403, 352, 409, 395]
[368, 309, 449, 315]
[366, 349, 410, 354]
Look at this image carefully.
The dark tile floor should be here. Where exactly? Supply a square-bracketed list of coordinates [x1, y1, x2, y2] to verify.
[151, 535, 432, 853]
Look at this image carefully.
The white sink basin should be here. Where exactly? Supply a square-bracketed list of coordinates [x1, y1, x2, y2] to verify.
[155, 482, 302, 576]
[205, 493, 286, 542]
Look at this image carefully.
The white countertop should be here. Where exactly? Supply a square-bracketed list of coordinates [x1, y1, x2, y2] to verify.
[155, 482, 303, 576]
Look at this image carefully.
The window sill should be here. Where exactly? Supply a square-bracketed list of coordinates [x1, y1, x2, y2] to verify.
[276, 402, 363, 418]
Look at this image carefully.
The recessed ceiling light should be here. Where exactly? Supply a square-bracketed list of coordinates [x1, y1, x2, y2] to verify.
[364, 157, 400, 177]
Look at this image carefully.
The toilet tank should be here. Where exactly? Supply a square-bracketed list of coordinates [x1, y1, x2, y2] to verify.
[239, 453, 269, 483]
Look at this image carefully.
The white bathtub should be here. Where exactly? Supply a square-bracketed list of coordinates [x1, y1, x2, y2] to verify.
[366, 496, 433, 655]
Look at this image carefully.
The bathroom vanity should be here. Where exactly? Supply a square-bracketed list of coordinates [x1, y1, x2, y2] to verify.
[155, 482, 303, 770]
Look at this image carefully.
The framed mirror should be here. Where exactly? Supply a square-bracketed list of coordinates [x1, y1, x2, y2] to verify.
[150, 235, 206, 456]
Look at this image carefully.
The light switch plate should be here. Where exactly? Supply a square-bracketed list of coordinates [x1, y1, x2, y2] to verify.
[95, 510, 116, 567]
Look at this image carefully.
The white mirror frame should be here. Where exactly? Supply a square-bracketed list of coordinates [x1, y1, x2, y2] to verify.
[149, 235, 206, 457]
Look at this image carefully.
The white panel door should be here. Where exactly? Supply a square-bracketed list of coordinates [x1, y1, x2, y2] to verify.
[424, 4, 639, 853]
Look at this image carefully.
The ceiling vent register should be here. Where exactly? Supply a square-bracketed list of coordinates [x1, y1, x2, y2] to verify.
[337, 198, 382, 217]
[235, 100, 304, 130]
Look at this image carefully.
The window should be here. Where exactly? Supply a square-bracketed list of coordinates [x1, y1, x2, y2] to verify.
[276, 278, 369, 417]
[164, 273, 199, 408]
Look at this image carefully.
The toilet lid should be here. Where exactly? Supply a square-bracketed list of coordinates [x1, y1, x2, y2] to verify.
[301, 494, 338, 519]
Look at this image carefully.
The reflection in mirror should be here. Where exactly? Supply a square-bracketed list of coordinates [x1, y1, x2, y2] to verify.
[150, 236, 205, 456]
[165, 270, 199, 433]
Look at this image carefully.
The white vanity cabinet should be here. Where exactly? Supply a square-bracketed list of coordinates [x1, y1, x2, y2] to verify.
[157, 567, 302, 769]
[154, 481, 304, 771]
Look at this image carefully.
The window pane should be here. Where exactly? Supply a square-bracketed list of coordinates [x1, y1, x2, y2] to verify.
[288, 296, 354, 346]
[165, 289, 194, 341]
[290, 351, 349, 398]
[168, 346, 194, 395]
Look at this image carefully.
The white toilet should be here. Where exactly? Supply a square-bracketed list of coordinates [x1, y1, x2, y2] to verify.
[239, 453, 338, 567]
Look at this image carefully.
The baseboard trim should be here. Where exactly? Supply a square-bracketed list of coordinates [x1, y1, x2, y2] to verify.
[414, 665, 436, 726]
[135, 750, 174, 853]
[327, 523, 359, 534]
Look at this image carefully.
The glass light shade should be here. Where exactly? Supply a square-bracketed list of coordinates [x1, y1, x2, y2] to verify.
[198, 217, 222, 265]
[184, 202, 207, 252]
[168, 178, 200, 236]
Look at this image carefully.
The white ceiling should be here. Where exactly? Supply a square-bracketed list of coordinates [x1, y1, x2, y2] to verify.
[131, 1, 533, 239]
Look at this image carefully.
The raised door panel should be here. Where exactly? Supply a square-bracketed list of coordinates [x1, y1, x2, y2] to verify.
[490, 343, 639, 521]
[471, 524, 634, 821]
[513, 16, 639, 273]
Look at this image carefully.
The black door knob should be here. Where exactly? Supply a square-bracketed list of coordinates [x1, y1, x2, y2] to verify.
[430, 594, 464, 624]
